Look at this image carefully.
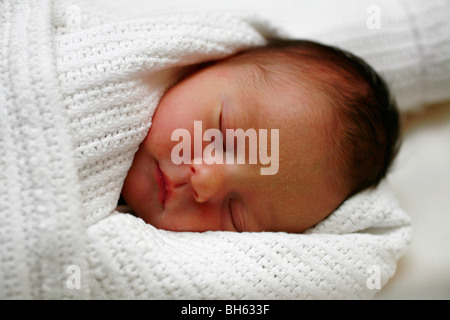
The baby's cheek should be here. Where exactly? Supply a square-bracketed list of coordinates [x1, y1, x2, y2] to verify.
[122, 146, 158, 214]
[122, 166, 149, 211]
[147, 122, 181, 160]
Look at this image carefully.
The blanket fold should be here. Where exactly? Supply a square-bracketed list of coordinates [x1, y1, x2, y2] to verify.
[0, 0, 88, 299]
[7, 0, 450, 299]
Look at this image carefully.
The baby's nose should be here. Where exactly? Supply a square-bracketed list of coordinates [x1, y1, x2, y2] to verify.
[190, 157, 226, 203]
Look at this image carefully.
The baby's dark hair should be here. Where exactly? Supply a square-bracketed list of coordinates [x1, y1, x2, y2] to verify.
[228, 39, 401, 198]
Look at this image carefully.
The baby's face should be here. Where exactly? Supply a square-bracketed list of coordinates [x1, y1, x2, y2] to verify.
[122, 60, 347, 233]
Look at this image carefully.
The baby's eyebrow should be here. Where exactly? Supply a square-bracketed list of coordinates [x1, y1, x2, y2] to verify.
[229, 68, 266, 128]
[246, 62, 271, 91]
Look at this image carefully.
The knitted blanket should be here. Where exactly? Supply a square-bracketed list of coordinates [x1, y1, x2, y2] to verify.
[1, 0, 448, 299]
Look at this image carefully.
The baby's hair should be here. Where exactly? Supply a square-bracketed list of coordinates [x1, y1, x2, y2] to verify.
[226, 39, 401, 198]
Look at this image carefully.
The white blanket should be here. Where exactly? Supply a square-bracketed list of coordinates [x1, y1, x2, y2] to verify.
[1, 0, 449, 299]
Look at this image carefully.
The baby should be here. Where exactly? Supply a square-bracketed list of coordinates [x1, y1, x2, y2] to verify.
[120, 39, 400, 233]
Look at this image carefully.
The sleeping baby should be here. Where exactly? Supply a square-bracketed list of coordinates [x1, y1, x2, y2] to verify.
[120, 39, 400, 233]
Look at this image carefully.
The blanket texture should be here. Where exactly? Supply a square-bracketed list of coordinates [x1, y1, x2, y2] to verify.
[1, 0, 448, 299]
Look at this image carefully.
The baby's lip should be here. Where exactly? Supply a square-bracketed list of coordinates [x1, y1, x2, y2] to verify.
[155, 162, 171, 207]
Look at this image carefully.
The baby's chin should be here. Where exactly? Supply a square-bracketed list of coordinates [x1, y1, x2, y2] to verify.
[126, 202, 162, 227]
[140, 207, 221, 232]
[138, 211, 182, 232]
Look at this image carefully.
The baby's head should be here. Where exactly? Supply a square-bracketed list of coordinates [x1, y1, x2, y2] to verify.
[121, 39, 400, 233]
